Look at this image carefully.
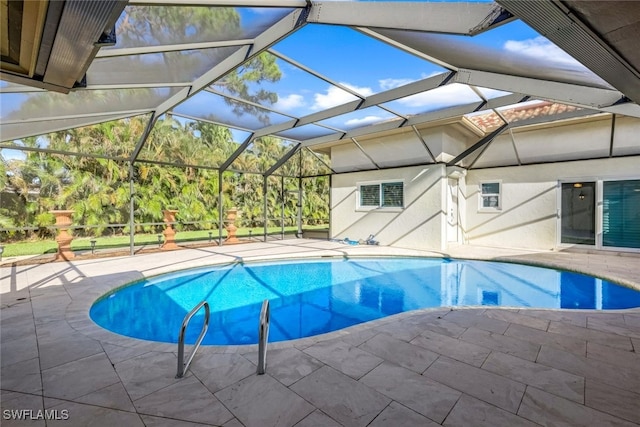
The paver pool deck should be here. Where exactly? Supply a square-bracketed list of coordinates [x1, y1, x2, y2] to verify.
[1, 239, 639, 426]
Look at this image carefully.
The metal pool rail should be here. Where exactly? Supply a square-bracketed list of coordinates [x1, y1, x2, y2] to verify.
[176, 300, 210, 378]
[257, 299, 270, 375]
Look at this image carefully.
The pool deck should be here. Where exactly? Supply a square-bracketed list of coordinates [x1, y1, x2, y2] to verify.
[1, 239, 639, 426]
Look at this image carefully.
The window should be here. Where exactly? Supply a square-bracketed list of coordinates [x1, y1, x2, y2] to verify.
[381, 182, 403, 207]
[358, 181, 404, 209]
[360, 184, 380, 207]
[479, 181, 501, 211]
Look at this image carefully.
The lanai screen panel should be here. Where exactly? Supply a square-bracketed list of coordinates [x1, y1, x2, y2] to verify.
[1, 115, 152, 159]
[612, 116, 640, 156]
[469, 132, 520, 169]
[273, 25, 448, 97]
[317, 106, 401, 133]
[276, 146, 333, 177]
[473, 86, 514, 101]
[356, 128, 433, 168]
[174, 91, 293, 131]
[302, 148, 332, 176]
[330, 142, 378, 173]
[0, 114, 143, 144]
[106, 6, 294, 49]
[1, 87, 181, 123]
[138, 115, 251, 168]
[275, 124, 336, 142]
[276, 149, 302, 178]
[372, 20, 613, 89]
[382, 83, 483, 117]
[513, 117, 612, 164]
[212, 51, 359, 119]
[88, 47, 243, 86]
[228, 136, 298, 175]
[258, 136, 300, 176]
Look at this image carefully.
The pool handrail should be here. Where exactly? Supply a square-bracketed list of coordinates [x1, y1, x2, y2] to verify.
[257, 299, 270, 374]
[176, 300, 210, 378]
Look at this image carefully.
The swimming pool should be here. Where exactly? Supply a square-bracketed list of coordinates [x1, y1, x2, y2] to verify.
[90, 257, 640, 345]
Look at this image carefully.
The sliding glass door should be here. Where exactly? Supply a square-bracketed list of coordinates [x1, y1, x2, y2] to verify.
[561, 182, 596, 245]
[560, 179, 640, 250]
[603, 179, 640, 249]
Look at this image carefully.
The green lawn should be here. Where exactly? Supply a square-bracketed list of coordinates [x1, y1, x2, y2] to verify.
[0, 225, 329, 257]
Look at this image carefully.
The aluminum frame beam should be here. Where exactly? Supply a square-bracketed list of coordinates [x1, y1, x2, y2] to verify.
[1, 109, 152, 126]
[301, 92, 526, 147]
[447, 123, 509, 167]
[307, 1, 507, 36]
[0, 143, 131, 161]
[95, 39, 254, 58]
[130, 112, 160, 162]
[351, 137, 380, 170]
[220, 133, 255, 172]
[253, 72, 453, 139]
[453, 69, 627, 112]
[264, 143, 301, 177]
[304, 147, 336, 174]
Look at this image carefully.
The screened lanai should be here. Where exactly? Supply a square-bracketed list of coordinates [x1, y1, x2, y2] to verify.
[2, 0, 640, 255]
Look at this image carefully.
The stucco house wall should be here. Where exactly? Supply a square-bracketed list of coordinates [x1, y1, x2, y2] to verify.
[329, 114, 640, 252]
[331, 164, 446, 251]
[464, 156, 640, 250]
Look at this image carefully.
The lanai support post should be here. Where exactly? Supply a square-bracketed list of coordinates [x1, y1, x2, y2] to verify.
[218, 169, 224, 246]
[129, 163, 135, 256]
[128, 112, 158, 256]
[281, 175, 285, 239]
[298, 151, 303, 238]
[263, 176, 268, 242]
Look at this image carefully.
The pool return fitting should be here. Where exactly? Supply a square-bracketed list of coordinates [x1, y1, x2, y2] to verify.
[176, 300, 210, 378]
[257, 299, 270, 375]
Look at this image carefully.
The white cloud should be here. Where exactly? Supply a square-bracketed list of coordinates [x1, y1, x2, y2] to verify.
[248, 7, 271, 15]
[342, 83, 374, 97]
[504, 36, 583, 67]
[311, 83, 372, 110]
[379, 78, 415, 91]
[344, 115, 384, 127]
[274, 94, 305, 111]
[395, 83, 480, 108]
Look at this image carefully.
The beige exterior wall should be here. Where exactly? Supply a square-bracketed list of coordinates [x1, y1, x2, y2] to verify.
[331, 165, 446, 251]
[464, 156, 640, 249]
[329, 115, 640, 252]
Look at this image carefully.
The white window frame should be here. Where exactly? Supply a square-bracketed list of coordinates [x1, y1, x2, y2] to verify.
[356, 180, 404, 211]
[478, 180, 502, 212]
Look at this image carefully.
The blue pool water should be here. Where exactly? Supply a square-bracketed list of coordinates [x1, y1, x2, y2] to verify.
[90, 257, 640, 345]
